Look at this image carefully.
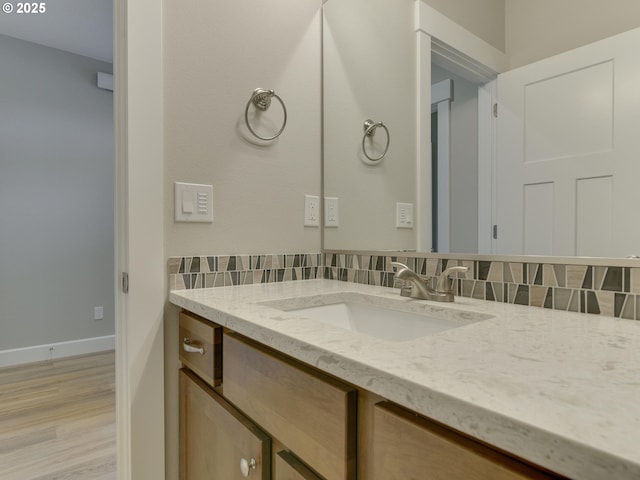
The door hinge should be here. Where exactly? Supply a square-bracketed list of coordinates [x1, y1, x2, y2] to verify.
[492, 224, 498, 239]
[122, 272, 129, 294]
[493, 103, 498, 118]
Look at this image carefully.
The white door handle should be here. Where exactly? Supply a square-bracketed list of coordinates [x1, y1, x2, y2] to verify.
[182, 337, 205, 355]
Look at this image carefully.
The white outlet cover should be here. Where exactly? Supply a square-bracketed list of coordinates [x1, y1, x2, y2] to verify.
[324, 197, 339, 227]
[175, 182, 214, 223]
[304, 195, 320, 227]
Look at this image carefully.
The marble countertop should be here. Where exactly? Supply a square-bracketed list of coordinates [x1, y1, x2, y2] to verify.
[169, 279, 640, 479]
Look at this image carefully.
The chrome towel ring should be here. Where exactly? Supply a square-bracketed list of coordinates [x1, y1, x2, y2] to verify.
[244, 88, 288, 141]
[362, 119, 390, 162]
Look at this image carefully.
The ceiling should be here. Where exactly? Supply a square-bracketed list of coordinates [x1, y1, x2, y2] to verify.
[0, 0, 113, 63]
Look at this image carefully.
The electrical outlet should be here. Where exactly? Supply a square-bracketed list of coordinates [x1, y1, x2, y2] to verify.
[396, 202, 414, 228]
[304, 195, 320, 227]
[94, 306, 104, 320]
[324, 197, 339, 227]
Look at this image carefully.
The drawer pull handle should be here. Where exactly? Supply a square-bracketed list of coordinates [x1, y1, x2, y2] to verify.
[182, 337, 205, 355]
[240, 457, 257, 477]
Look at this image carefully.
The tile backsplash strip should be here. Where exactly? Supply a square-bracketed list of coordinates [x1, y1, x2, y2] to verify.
[323, 253, 640, 320]
[168, 251, 639, 320]
[168, 253, 323, 290]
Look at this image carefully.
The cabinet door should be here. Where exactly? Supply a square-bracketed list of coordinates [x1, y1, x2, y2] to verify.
[370, 402, 562, 480]
[179, 369, 270, 480]
[223, 332, 357, 480]
[275, 451, 323, 480]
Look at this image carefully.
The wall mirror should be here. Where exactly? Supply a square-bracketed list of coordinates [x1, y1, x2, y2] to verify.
[322, 0, 640, 259]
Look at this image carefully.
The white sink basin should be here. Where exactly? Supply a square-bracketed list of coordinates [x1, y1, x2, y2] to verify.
[265, 293, 491, 342]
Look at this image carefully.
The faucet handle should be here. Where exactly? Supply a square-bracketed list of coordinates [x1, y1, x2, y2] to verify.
[390, 261, 409, 271]
[391, 262, 409, 287]
[391, 262, 416, 293]
[436, 266, 468, 293]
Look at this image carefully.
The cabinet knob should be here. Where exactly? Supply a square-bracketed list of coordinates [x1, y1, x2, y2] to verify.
[239, 457, 257, 477]
[182, 337, 205, 355]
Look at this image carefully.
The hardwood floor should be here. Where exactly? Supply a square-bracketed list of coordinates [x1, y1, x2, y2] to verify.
[0, 351, 116, 480]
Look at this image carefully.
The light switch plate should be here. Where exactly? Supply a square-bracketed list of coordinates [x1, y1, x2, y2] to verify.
[396, 202, 414, 228]
[175, 182, 213, 223]
[324, 197, 339, 227]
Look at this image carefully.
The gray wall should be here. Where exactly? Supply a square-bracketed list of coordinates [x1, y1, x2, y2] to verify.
[432, 64, 479, 253]
[0, 35, 114, 350]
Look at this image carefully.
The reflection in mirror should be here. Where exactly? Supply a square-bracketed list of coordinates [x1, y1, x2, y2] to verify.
[496, 31, 640, 258]
[430, 68, 482, 254]
[323, 0, 640, 258]
[323, 0, 416, 251]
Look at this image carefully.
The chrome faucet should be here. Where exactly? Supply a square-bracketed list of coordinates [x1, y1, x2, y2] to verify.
[391, 262, 468, 302]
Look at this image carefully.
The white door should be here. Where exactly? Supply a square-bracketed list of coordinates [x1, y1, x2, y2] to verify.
[496, 27, 640, 257]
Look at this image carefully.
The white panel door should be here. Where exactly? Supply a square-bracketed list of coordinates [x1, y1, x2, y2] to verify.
[496, 27, 640, 257]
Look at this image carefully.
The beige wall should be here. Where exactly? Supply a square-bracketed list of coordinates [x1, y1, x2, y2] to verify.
[323, 0, 417, 251]
[424, 0, 640, 69]
[506, 0, 640, 68]
[163, 0, 323, 257]
[163, 1, 322, 477]
[424, 0, 505, 52]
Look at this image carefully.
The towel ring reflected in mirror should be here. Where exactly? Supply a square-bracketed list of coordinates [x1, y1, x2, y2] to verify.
[244, 88, 288, 141]
[362, 119, 390, 163]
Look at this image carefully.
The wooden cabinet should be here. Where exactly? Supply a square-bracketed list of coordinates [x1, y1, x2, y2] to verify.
[178, 312, 336, 480]
[178, 309, 564, 480]
[275, 451, 323, 480]
[179, 369, 270, 480]
[368, 401, 563, 480]
[179, 311, 222, 387]
[223, 331, 357, 480]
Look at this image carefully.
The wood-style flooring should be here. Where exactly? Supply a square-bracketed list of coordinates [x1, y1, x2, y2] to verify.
[0, 351, 116, 480]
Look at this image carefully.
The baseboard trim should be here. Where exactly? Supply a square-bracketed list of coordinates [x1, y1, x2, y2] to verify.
[0, 335, 116, 368]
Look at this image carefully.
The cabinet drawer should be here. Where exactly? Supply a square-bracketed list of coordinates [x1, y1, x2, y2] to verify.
[179, 369, 270, 480]
[223, 332, 356, 480]
[275, 451, 323, 480]
[179, 311, 222, 387]
[370, 402, 562, 480]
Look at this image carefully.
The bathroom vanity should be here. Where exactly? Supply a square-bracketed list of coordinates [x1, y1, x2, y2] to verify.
[170, 279, 640, 479]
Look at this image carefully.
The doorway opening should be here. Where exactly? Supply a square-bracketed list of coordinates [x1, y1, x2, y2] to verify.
[0, 3, 116, 478]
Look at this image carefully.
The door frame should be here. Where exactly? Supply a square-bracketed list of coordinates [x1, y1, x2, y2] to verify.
[414, 2, 506, 253]
[114, 0, 165, 479]
[477, 80, 497, 254]
[431, 79, 453, 252]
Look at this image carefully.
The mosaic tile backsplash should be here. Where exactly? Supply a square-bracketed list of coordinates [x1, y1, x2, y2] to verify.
[323, 253, 640, 320]
[169, 251, 639, 320]
[168, 253, 323, 290]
